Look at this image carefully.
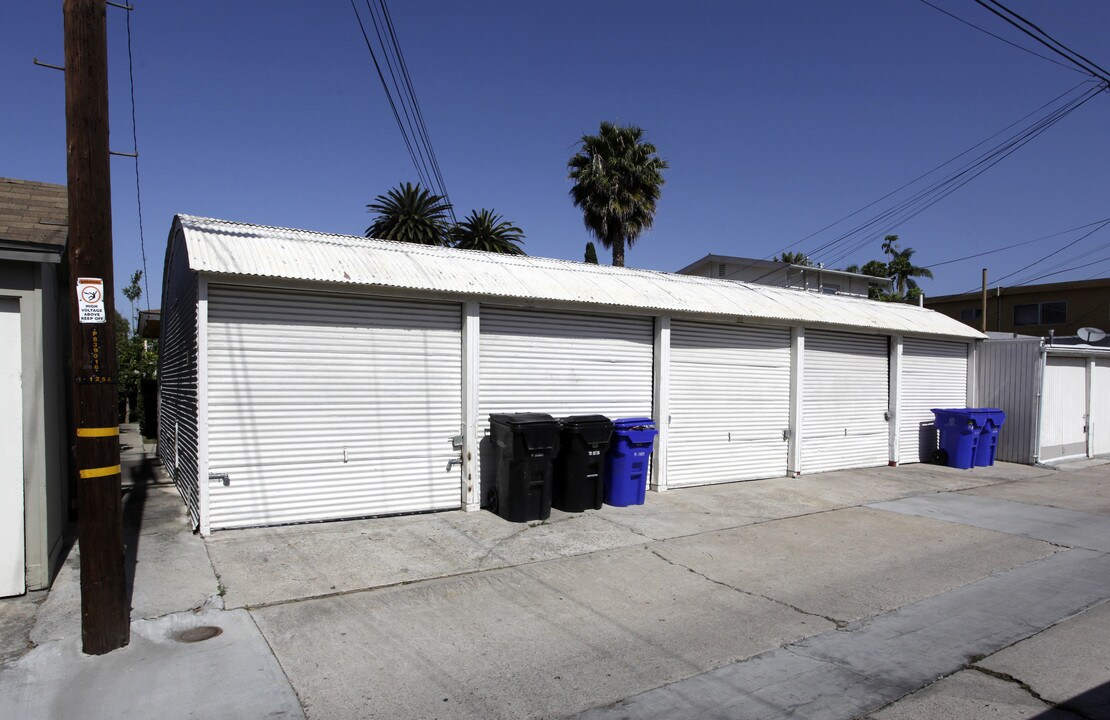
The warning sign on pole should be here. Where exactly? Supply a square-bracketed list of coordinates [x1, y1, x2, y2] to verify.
[77, 277, 107, 324]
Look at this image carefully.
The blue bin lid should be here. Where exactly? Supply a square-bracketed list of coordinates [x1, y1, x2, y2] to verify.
[613, 417, 655, 430]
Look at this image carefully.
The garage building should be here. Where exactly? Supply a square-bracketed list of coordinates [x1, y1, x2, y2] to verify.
[158, 215, 983, 534]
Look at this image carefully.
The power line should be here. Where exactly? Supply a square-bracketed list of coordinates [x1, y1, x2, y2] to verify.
[916, 0, 1085, 74]
[924, 217, 1110, 269]
[731, 80, 1097, 286]
[962, 218, 1110, 293]
[816, 82, 1102, 267]
[349, 0, 430, 190]
[802, 82, 1102, 271]
[123, 6, 150, 311]
[973, 0, 1110, 84]
[350, 0, 456, 222]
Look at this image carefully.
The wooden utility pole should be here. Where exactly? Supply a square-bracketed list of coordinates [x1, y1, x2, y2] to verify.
[64, 0, 129, 655]
[981, 268, 988, 334]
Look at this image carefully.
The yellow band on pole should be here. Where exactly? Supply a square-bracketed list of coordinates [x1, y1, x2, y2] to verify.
[79, 465, 121, 479]
[76, 427, 120, 438]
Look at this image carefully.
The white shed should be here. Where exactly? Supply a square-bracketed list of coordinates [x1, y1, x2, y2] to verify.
[977, 334, 1110, 464]
[158, 215, 984, 533]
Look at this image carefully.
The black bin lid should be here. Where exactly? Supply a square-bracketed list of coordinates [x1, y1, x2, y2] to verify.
[560, 414, 613, 430]
[490, 412, 557, 427]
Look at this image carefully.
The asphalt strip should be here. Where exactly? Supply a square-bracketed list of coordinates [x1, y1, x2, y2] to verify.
[576, 494, 1110, 720]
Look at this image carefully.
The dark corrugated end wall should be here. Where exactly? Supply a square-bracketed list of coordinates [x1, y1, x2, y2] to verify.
[157, 226, 201, 525]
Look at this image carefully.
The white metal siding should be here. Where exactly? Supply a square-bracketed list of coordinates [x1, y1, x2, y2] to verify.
[1091, 360, 1110, 457]
[206, 286, 462, 529]
[976, 340, 1041, 464]
[157, 230, 201, 524]
[900, 338, 969, 463]
[477, 306, 653, 503]
[0, 300, 25, 597]
[802, 330, 890, 473]
[1041, 356, 1089, 461]
[668, 320, 790, 486]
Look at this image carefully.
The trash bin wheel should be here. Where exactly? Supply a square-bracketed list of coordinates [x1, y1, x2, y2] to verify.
[931, 448, 948, 465]
[488, 487, 499, 514]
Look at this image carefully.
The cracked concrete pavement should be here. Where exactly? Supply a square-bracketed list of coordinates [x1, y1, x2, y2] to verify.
[1, 427, 1107, 719]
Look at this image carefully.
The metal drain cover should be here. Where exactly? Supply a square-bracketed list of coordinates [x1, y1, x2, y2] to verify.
[174, 625, 223, 643]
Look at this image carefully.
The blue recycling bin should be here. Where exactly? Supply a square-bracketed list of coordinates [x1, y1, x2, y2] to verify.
[604, 417, 658, 506]
[973, 409, 1006, 467]
[931, 409, 980, 470]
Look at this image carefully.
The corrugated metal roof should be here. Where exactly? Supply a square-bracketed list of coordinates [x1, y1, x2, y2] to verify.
[176, 214, 984, 340]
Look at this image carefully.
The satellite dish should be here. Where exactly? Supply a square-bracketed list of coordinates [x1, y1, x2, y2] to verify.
[1077, 327, 1107, 343]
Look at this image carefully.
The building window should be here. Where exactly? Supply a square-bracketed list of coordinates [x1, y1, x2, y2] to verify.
[1014, 301, 1067, 327]
[718, 264, 726, 278]
[820, 284, 839, 295]
[960, 308, 982, 322]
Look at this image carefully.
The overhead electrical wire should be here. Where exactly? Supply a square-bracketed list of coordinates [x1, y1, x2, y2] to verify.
[973, 0, 1110, 85]
[123, 6, 151, 310]
[961, 218, 1110, 293]
[923, 217, 1110, 269]
[350, 0, 456, 222]
[916, 0, 1086, 74]
[738, 81, 1102, 287]
[731, 3, 1110, 288]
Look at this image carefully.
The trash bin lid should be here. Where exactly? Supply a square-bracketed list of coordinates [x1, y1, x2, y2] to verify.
[560, 414, 613, 430]
[613, 416, 655, 430]
[490, 412, 557, 427]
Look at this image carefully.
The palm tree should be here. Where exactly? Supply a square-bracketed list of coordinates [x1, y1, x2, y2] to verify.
[366, 182, 452, 246]
[882, 235, 933, 294]
[568, 122, 667, 267]
[774, 251, 811, 266]
[451, 209, 526, 255]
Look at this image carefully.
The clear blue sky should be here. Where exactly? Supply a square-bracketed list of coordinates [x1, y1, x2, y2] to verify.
[4, 1, 1108, 318]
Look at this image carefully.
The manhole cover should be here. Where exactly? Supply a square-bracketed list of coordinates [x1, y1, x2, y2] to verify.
[174, 625, 223, 643]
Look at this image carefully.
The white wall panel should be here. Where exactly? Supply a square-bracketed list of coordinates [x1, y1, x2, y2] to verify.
[207, 286, 462, 529]
[1040, 356, 1088, 461]
[477, 306, 653, 503]
[668, 320, 790, 486]
[802, 330, 889, 474]
[899, 338, 969, 463]
[1091, 360, 1110, 457]
[0, 300, 25, 597]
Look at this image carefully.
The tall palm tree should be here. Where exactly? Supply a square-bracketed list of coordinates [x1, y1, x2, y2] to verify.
[774, 251, 811, 266]
[451, 209, 526, 255]
[882, 235, 933, 294]
[568, 122, 667, 267]
[365, 182, 452, 246]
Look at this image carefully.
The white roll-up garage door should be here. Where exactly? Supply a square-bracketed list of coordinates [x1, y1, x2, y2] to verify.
[478, 306, 653, 501]
[1040, 356, 1088, 462]
[207, 286, 463, 530]
[1091, 360, 1110, 457]
[900, 338, 969, 464]
[802, 330, 890, 474]
[668, 320, 790, 487]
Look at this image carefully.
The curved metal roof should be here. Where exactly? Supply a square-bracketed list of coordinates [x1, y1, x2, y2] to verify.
[175, 214, 984, 340]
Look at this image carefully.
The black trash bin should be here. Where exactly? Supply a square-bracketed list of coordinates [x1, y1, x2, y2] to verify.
[553, 415, 614, 513]
[489, 413, 560, 522]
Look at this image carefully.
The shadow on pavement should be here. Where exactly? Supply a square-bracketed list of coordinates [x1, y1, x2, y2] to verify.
[1030, 678, 1110, 718]
[122, 456, 156, 610]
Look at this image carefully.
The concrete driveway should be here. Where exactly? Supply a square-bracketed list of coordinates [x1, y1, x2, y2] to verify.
[2, 432, 1107, 720]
